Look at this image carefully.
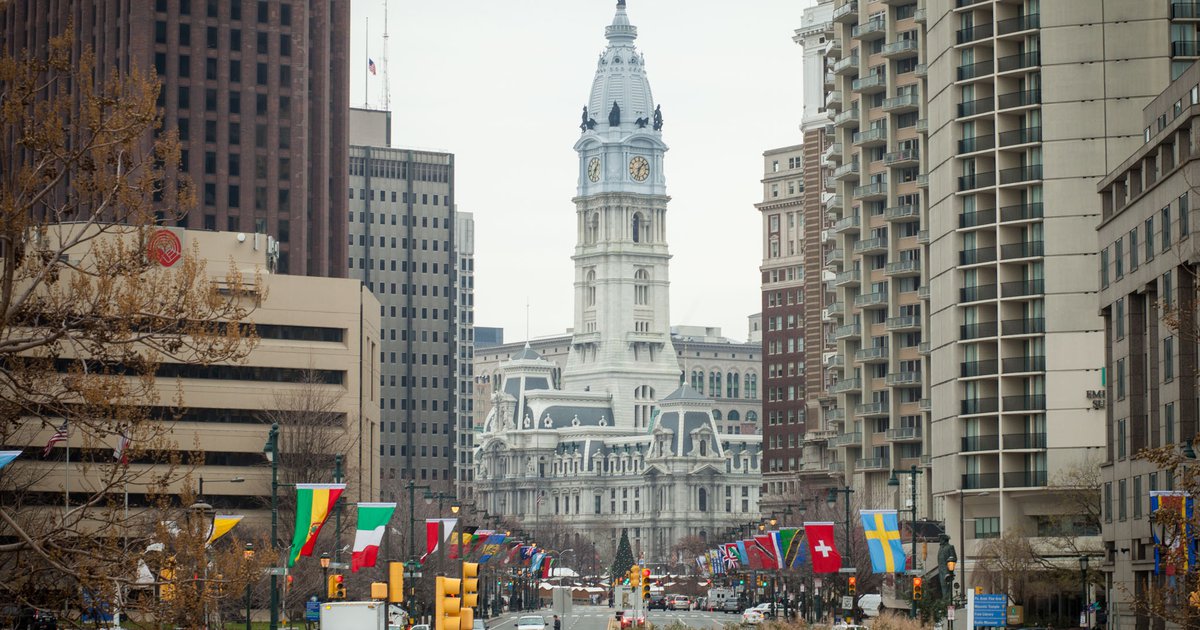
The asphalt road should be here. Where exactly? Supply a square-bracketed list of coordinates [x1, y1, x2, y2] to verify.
[487, 605, 738, 630]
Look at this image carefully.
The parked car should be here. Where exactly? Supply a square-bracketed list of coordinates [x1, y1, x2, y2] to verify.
[648, 593, 668, 610]
[515, 616, 547, 630]
[619, 610, 646, 628]
[720, 597, 742, 613]
[741, 608, 765, 625]
[669, 595, 691, 610]
[750, 602, 779, 618]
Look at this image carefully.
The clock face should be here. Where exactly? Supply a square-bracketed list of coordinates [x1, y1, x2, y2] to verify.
[629, 156, 650, 182]
[588, 157, 601, 182]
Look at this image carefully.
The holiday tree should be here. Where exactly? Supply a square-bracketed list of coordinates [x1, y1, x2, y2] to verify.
[611, 528, 634, 580]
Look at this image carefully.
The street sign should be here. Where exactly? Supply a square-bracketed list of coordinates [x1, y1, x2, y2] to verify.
[266, 567, 288, 576]
[403, 572, 423, 578]
[814, 578, 823, 588]
[947, 606, 956, 621]
[305, 601, 320, 622]
[838, 567, 858, 574]
[974, 594, 1006, 627]
[330, 561, 350, 570]
[841, 596, 854, 610]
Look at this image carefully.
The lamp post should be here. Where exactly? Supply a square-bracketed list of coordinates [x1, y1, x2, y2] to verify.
[889, 464, 924, 618]
[958, 490, 988, 602]
[262, 422, 280, 630]
[946, 559, 956, 630]
[198, 476, 245, 501]
[1079, 555, 1090, 629]
[320, 553, 331, 602]
[244, 543, 255, 630]
[827, 485, 855, 621]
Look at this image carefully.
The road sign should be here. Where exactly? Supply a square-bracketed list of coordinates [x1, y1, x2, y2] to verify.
[403, 572, 423, 579]
[266, 567, 288, 576]
[974, 594, 1006, 627]
[841, 596, 854, 610]
[329, 561, 350, 570]
[305, 601, 320, 622]
[838, 567, 858, 574]
[947, 606, 956, 621]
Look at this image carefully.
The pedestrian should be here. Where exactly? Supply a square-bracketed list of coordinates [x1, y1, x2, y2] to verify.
[554, 614, 562, 630]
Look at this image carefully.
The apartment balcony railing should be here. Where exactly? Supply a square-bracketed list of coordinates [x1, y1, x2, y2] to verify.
[1000, 164, 1043, 185]
[885, 204, 920, 222]
[956, 22, 994, 44]
[852, 18, 888, 40]
[827, 301, 846, 316]
[1004, 470, 1048, 487]
[829, 431, 863, 447]
[959, 171, 997, 191]
[833, 323, 862, 339]
[856, 401, 890, 417]
[915, 63, 928, 78]
[960, 359, 999, 378]
[961, 396, 1000, 415]
[853, 237, 888, 255]
[885, 259, 921, 276]
[882, 39, 920, 58]
[918, 341, 931, 355]
[995, 127, 1041, 149]
[957, 59, 993, 81]
[1000, 317, 1045, 335]
[959, 133, 996, 154]
[999, 202, 1044, 222]
[832, 0, 859, 23]
[959, 246, 997, 265]
[853, 126, 889, 147]
[826, 354, 846, 369]
[1000, 278, 1045, 298]
[883, 93, 921, 113]
[959, 207, 997, 228]
[856, 457, 890, 471]
[826, 72, 837, 87]
[885, 371, 922, 386]
[852, 72, 888, 93]
[998, 51, 1041, 72]
[1002, 355, 1047, 373]
[917, 118, 929, 133]
[853, 182, 888, 199]
[884, 148, 920, 166]
[853, 290, 888, 307]
[886, 426, 922, 442]
[920, 454, 932, 467]
[1003, 394, 1046, 411]
[918, 285, 930, 300]
[958, 95, 995, 117]
[826, 248, 845, 265]
[963, 473, 1001, 490]
[834, 108, 861, 127]
[1001, 240, 1044, 259]
[827, 142, 844, 160]
[1003, 432, 1048, 449]
[833, 54, 860, 75]
[886, 315, 921, 331]
[833, 215, 861, 234]
[957, 0, 989, 8]
[918, 398, 932, 411]
[962, 434, 1000, 452]
[827, 38, 843, 55]
[997, 13, 1040, 34]
[998, 88, 1041, 110]
[856, 345, 890, 362]
[960, 320, 998, 340]
[960, 284, 998, 303]
[833, 161, 862, 180]
[916, 175, 929, 189]
[827, 408, 846, 422]
[914, 8, 926, 22]
[827, 193, 845, 211]
[826, 90, 844, 108]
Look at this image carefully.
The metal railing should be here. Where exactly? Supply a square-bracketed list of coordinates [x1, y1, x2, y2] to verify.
[961, 397, 1000, 415]
[1002, 355, 1046, 372]
[959, 207, 997, 228]
[1000, 278, 1044, 298]
[1000, 164, 1043, 184]
[956, 22, 994, 44]
[1000, 317, 1045, 335]
[999, 202, 1044, 222]
[960, 359, 999, 378]
[1000, 240, 1044, 259]
[962, 435, 1000, 452]
[960, 320, 998, 340]
[957, 59, 993, 81]
[959, 246, 998, 265]
[997, 13, 1040, 35]
[998, 89, 1041, 109]
[960, 284, 998, 303]
[959, 171, 997, 191]
[997, 51, 1041, 72]
[959, 133, 996, 154]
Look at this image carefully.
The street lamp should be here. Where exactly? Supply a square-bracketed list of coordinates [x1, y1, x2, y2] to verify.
[198, 476, 245, 500]
[1079, 555, 1090, 628]
[320, 552, 331, 602]
[889, 464, 924, 618]
[828, 486, 855, 622]
[244, 543, 255, 630]
[262, 423, 280, 630]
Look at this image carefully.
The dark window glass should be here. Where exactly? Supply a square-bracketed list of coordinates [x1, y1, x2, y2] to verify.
[279, 96, 291, 118]
[204, 120, 216, 143]
[229, 60, 241, 83]
[230, 2, 241, 20]
[205, 89, 217, 111]
[204, 151, 216, 174]
[280, 34, 291, 56]
[229, 153, 240, 176]
[206, 0, 218, 18]
[178, 55, 190, 78]
[203, 214, 216, 230]
[154, 53, 167, 76]
[203, 183, 216, 205]
[257, 32, 269, 54]
[177, 86, 190, 110]
[256, 63, 268, 85]
[280, 4, 291, 25]
[257, 1, 268, 22]
[279, 66, 290, 85]
[229, 122, 240, 145]
[228, 216, 240, 231]
[206, 26, 217, 49]
[177, 118, 190, 140]
[255, 94, 267, 115]
[228, 185, 240, 208]
[205, 57, 217, 80]
[155, 21, 167, 44]
[229, 91, 240, 114]
[230, 29, 241, 51]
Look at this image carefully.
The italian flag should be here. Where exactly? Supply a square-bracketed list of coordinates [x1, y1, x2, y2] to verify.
[351, 502, 397, 572]
[288, 483, 346, 567]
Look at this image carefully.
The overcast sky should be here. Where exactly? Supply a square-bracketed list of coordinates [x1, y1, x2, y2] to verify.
[349, 0, 809, 343]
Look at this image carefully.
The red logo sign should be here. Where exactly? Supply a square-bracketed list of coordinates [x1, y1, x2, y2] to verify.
[147, 229, 182, 267]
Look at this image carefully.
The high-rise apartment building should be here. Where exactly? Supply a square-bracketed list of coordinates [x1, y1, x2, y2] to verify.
[347, 109, 461, 493]
[455, 211, 477, 492]
[1, 1, 350, 277]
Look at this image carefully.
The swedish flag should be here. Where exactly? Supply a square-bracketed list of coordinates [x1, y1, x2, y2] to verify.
[860, 509, 907, 574]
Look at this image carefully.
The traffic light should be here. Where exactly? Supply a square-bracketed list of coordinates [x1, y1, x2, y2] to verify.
[327, 574, 346, 599]
[630, 565, 641, 588]
[975, 586, 984, 596]
[641, 568, 651, 601]
[389, 562, 404, 603]
[460, 562, 480, 630]
[738, 578, 745, 586]
[435, 575, 462, 630]
[847, 576, 857, 597]
[912, 577, 923, 601]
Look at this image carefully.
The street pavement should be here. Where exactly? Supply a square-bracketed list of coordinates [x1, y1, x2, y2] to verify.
[486, 605, 739, 630]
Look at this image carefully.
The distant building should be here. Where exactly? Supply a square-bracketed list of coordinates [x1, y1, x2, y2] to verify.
[474, 327, 505, 348]
[455, 212, 477, 490]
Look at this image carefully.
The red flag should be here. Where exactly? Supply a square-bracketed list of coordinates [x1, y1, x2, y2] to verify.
[744, 539, 764, 570]
[804, 522, 842, 573]
[420, 519, 440, 564]
[753, 535, 778, 569]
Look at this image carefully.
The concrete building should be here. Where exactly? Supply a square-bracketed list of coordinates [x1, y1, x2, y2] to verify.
[455, 211, 477, 491]
[1097, 63, 1200, 630]
[471, 1, 761, 563]
[347, 109, 462, 493]
[0, 1, 350, 277]
[20, 227, 380, 519]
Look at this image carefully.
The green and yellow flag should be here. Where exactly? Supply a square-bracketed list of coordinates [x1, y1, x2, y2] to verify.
[288, 483, 345, 566]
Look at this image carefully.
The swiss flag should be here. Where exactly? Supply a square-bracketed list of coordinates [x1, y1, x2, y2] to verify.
[804, 522, 842, 573]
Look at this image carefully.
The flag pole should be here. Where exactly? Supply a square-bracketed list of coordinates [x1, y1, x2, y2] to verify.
[364, 18, 370, 108]
[64, 431, 69, 510]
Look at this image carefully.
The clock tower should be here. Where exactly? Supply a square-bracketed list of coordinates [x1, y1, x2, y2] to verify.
[564, 0, 680, 430]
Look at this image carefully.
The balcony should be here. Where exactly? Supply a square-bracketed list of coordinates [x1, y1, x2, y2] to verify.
[882, 39, 920, 59]
[852, 72, 888, 94]
[834, 108, 861, 127]
[918, 285, 930, 300]
[834, 270, 862, 288]
[826, 353, 846, 369]
[1003, 394, 1046, 412]
[886, 426, 922, 442]
[918, 341, 930, 355]
[856, 401, 890, 417]
[963, 473, 1001, 490]
[962, 434, 1000, 452]
[826, 142, 844, 160]
[826, 248, 845, 265]
[956, 23, 994, 44]
[957, 59, 993, 81]
[959, 207, 997, 228]
[827, 301, 846, 317]
[853, 126, 888, 147]
[999, 202, 1044, 223]
[1002, 355, 1046, 373]
[1001, 278, 1044, 298]
[832, 215, 861, 234]
[998, 51, 1041, 73]
[916, 174, 929, 189]
[959, 246, 997, 265]
[1174, 40, 1199, 56]
[920, 454, 932, 467]
[886, 315, 921, 331]
[829, 378, 862, 395]
[959, 171, 997, 191]
[885, 371, 922, 386]
[833, 54, 861, 75]
[961, 359, 998, 378]
[1000, 164, 1043, 184]
[960, 283, 998, 303]
[961, 396, 1000, 415]
[914, 63, 928, 79]
[999, 126, 1042, 148]
[917, 118, 928, 133]
[958, 96, 995, 118]
[827, 90, 845, 109]
[883, 93, 920, 113]
[853, 182, 888, 200]
[827, 193, 845, 212]
[884, 149, 920, 167]
[828, 408, 846, 423]
[853, 237, 888, 255]
[885, 259, 921, 277]
[998, 13, 1040, 35]
[958, 133, 996, 155]
[852, 18, 887, 41]
[885, 204, 920, 222]
[1000, 317, 1045, 335]
[827, 38, 843, 55]
[960, 320, 998, 340]
[998, 88, 1041, 110]
[855, 291, 889, 309]
[805, 429, 839, 444]
[919, 398, 931, 411]
[915, 8, 926, 23]
[1002, 432, 1047, 449]
[833, 161, 862, 181]
[856, 457, 890, 471]
[832, 0, 859, 23]
[825, 72, 837, 88]
[1004, 470, 1048, 488]
[856, 345, 890, 363]
[834, 323, 862, 339]
[1001, 240, 1044, 259]
[829, 431, 863, 447]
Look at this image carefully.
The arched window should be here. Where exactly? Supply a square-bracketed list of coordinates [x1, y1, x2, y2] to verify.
[728, 410, 740, 422]
[745, 373, 758, 398]
[698, 488, 708, 512]
[691, 369, 704, 393]
[746, 411, 758, 423]
[635, 269, 649, 305]
[712, 409, 722, 421]
[632, 212, 643, 243]
[700, 440, 708, 456]
[585, 269, 596, 307]
[728, 372, 739, 398]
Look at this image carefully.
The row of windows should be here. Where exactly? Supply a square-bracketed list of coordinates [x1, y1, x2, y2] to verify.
[766, 361, 806, 379]
[350, 158, 451, 183]
[1102, 194, 1190, 287]
[1104, 472, 1172, 524]
[1143, 84, 1200, 145]
[351, 189, 451, 207]
[686, 371, 759, 398]
[154, 0, 294, 26]
[154, 22, 292, 57]
[350, 211, 451, 227]
[155, 52, 294, 89]
[765, 288, 804, 309]
[766, 409, 805, 426]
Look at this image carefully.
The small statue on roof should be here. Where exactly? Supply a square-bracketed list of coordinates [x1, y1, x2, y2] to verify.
[652, 104, 663, 131]
[609, 101, 621, 127]
[580, 106, 597, 132]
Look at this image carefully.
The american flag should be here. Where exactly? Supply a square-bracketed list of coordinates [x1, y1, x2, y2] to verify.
[42, 420, 68, 457]
[535, 491, 545, 506]
[113, 430, 131, 465]
[368, 58, 377, 75]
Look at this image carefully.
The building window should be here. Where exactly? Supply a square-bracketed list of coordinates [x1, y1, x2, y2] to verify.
[1115, 298, 1125, 340]
[1100, 247, 1109, 288]
[1146, 217, 1155, 262]
[1118, 478, 1127, 521]
[1165, 402, 1176, 444]
[632, 212, 643, 243]
[1115, 237, 1124, 279]
[974, 517, 1000, 539]
[1181, 193, 1190, 235]
[1133, 475, 1143, 519]
[585, 270, 596, 307]
[1165, 336, 1175, 381]
[634, 269, 649, 305]
[1163, 206, 1172, 251]
[1104, 482, 1112, 523]
[1116, 358, 1126, 400]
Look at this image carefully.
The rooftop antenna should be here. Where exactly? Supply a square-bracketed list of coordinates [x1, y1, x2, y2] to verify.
[382, 0, 391, 113]
[525, 297, 530, 343]
[363, 17, 369, 108]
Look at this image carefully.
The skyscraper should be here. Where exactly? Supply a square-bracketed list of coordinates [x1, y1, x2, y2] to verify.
[1, 0, 350, 277]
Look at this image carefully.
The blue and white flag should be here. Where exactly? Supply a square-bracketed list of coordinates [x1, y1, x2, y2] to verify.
[0, 450, 20, 470]
[860, 509, 907, 574]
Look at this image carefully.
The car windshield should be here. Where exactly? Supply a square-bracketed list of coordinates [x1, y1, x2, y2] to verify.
[518, 617, 543, 626]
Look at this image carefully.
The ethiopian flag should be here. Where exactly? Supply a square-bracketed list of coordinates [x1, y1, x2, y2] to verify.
[288, 483, 345, 567]
[351, 502, 397, 572]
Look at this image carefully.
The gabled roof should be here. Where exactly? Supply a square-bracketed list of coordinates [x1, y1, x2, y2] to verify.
[660, 383, 708, 402]
[512, 342, 543, 361]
